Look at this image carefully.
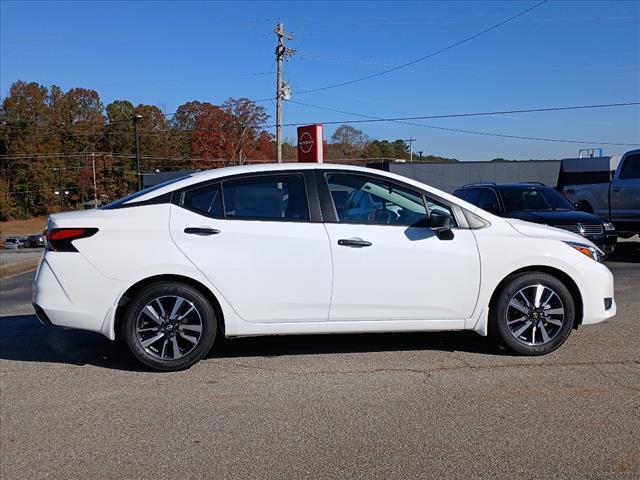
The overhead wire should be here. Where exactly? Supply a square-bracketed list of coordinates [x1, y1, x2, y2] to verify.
[287, 100, 640, 146]
[3, 101, 638, 144]
[294, 0, 551, 95]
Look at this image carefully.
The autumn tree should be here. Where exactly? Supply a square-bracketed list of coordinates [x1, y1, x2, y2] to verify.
[172, 101, 215, 159]
[0, 81, 63, 216]
[192, 98, 273, 167]
[3, 79, 440, 219]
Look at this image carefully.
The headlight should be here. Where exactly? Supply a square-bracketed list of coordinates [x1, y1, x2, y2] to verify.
[564, 241, 605, 263]
[603, 222, 615, 231]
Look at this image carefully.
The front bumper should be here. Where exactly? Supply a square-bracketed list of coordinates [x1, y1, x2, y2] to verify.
[574, 256, 617, 325]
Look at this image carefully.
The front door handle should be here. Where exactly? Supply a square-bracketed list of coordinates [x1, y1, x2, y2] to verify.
[611, 187, 621, 192]
[338, 238, 372, 248]
[184, 227, 220, 236]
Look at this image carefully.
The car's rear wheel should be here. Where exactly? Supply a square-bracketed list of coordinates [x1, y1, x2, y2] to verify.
[492, 272, 575, 355]
[122, 282, 217, 371]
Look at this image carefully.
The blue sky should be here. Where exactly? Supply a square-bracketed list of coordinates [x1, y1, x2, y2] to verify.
[1, 0, 639, 160]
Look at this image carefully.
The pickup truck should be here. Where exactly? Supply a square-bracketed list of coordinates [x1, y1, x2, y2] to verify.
[563, 149, 640, 237]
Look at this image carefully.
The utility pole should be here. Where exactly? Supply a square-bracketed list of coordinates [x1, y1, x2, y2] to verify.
[91, 152, 98, 208]
[275, 21, 294, 163]
[404, 137, 416, 162]
[133, 114, 142, 190]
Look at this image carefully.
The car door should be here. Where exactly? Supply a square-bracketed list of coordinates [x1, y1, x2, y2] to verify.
[170, 172, 332, 323]
[610, 152, 640, 227]
[321, 172, 481, 322]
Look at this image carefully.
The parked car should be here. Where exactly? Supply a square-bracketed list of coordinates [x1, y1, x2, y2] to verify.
[34, 164, 616, 371]
[453, 182, 618, 255]
[24, 234, 45, 248]
[3, 237, 23, 249]
[562, 149, 640, 238]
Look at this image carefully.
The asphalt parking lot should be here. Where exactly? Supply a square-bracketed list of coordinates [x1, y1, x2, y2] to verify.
[1, 242, 638, 479]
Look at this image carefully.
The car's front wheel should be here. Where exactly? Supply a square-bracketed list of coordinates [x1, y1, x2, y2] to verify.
[492, 272, 575, 355]
[122, 282, 217, 371]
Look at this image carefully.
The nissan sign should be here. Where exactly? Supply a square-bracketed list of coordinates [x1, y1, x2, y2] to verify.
[297, 124, 324, 163]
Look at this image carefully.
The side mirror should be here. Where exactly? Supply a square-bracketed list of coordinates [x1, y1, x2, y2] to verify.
[574, 202, 586, 212]
[429, 211, 454, 240]
[428, 211, 452, 231]
[411, 212, 453, 239]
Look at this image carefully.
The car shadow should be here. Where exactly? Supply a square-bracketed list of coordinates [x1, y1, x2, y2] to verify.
[0, 314, 507, 371]
[208, 330, 504, 360]
[0, 314, 143, 371]
[607, 240, 640, 264]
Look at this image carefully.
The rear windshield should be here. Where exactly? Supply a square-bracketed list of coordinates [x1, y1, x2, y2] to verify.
[102, 175, 191, 209]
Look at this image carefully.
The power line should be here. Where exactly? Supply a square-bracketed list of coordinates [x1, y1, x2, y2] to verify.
[3, 101, 638, 144]
[288, 100, 640, 146]
[294, 0, 550, 95]
[284, 100, 640, 126]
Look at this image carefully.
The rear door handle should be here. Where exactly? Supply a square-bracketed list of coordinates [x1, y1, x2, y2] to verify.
[611, 187, 621, 192]
[338, 238, 372, 248]
[184, 227, 220, 236]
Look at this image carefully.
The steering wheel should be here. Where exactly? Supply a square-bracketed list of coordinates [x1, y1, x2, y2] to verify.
[371, 208, 400, 225]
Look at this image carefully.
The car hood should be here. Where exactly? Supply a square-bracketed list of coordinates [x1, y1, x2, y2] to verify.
[505, 218, 597, 247]
[503, 209, 603, 225]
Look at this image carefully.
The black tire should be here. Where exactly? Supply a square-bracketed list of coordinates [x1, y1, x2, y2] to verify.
[492, 272, 575, 356]
[122, 282, 217, 371]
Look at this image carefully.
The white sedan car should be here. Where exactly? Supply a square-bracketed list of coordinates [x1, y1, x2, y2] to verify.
[33, 163, 616, 371]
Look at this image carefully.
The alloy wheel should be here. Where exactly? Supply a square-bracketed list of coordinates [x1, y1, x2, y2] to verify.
[505, 284, 565, 346]
[135, 295, 203, 360]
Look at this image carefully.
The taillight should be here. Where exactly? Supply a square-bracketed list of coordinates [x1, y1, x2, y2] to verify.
[44, 228, 98, 252]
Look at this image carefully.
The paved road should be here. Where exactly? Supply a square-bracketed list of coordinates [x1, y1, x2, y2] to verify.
[1, 244, 639, 479]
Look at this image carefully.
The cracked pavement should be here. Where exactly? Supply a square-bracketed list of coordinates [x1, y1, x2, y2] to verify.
[1, 251, 639, 479]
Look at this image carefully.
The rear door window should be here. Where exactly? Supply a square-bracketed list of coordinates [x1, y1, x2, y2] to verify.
[222, 174, 309, 222]
[182, 183, 224, 218]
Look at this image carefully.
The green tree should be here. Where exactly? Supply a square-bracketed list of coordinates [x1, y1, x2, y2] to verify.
[364, 139, 410, 159]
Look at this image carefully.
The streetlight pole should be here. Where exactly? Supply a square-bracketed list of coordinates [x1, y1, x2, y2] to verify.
[133, 114, 142, 190]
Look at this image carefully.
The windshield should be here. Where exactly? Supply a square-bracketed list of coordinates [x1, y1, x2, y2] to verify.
[102, 175, 191, 209]
[501, 187, 574, 211]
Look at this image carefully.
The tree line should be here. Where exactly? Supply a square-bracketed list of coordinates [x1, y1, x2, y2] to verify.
[0, 80, 456, 220]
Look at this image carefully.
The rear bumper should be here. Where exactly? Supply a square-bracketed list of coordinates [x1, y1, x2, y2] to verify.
[32, 303, 53, 326]
[33, 252, 126, 337]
